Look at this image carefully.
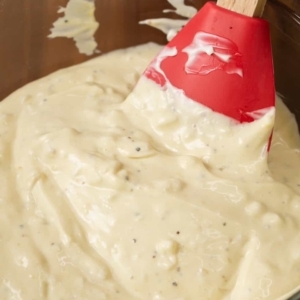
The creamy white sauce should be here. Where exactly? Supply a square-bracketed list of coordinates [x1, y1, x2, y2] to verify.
[182, 32, 244, 77]
[49, 0, 99, 56]
[0, 43, 300, 300]
[163, 0, 198, 18]
[140, 19, 187, 42]
[140, 0, 197, 41]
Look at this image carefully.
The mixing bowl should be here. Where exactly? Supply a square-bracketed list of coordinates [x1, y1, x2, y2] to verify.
[0, 0, 300, 299]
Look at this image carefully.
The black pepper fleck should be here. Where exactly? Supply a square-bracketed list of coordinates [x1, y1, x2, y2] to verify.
[125, 176, 130, 181]
[64, 19, 68, 23]
[176, 231, 180, 235]
[172, 282, 178, 287]
[135, 147, 141, 152]
[223, 222, 227, 226]
[133, 239, 137, 243]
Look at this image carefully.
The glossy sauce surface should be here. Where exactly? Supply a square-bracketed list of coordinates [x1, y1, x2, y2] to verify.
[0, 43, 300, 300]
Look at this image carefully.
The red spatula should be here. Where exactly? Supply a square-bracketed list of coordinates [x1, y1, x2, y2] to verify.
[143, 0, 275, 123]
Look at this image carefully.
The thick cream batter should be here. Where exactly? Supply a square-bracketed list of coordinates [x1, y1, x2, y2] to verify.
[1, 43, 300, 300]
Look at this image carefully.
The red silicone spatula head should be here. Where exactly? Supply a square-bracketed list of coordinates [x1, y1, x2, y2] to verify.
[144, 1, 275, 123]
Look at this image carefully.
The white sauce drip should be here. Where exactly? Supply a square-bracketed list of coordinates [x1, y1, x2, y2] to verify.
[163, 0, 198, 18]
[48, 0, 99, 56]
[140, 0, 197, 41]
[182, 31, 243, 77]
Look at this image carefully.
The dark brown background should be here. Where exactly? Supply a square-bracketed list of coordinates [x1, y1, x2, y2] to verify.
[0, 0, 300, 117]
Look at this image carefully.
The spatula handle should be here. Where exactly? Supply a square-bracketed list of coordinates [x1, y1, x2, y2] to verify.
[217, 0, 267, 17]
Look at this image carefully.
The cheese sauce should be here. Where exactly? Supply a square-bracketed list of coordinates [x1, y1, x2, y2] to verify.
[49, 0, 99, 56]
[0, 43, 300, 300]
